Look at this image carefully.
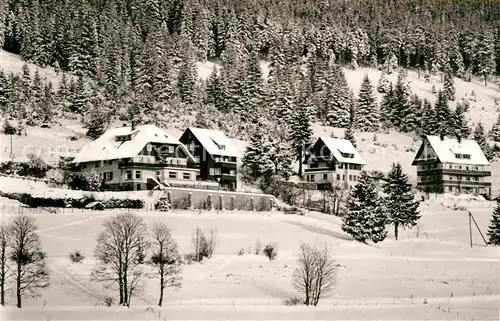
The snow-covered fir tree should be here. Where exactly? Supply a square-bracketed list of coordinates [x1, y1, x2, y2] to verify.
[474, 122, 493, 161]
[177, 41, 198, 105]
[489, 114, 500, 142]
[325, 65, 352, 128]
[419, 99, 435, 136]
[384, 52, 398, 74]
[434, 90, 453, 138]
[344, 124, 356, 148]
[380, 82, 395, 126]
[443, 69, 456, 101]
[474, 31, 496, 86]
[452, 103, 471, 141]
[400, 94, 422, 133]
[487, 198, 500, 245]
[242, 129, 272, 181]
[291, 78, 313, 177]
[391, 69, 412, 128]
[383, 162, 421, 241]
[356, 74, 379, 132]
[377, 71, 390, 93]
[69, 76, 90, 114]
[342, 171, 388, 243]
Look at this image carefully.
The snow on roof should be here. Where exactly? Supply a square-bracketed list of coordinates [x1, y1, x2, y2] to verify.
[184, 127, 241, 158]
[424, 135, 490, 165]
[319, 137, 367, 165]
[73, 124, 191, 163]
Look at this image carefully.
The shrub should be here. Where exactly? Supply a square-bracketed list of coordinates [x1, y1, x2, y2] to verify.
[69, 249, 85, 263]
[237, 248, 244, 256]
[171, 196, 191, 209]
[2, 119, 16, 135]
[183, 253, 196, 264]
[104, 296, 114, 307]
[155, 195, 171, 211]
[192, 228, 217, 262]
[260, 175, 300, 205]
[263, 244, 278, 261]
[284, 297, 305, 306]
[64, 171, 103, 191]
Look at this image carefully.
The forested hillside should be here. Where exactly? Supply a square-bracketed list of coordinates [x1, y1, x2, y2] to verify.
[0, 0, 499, 179]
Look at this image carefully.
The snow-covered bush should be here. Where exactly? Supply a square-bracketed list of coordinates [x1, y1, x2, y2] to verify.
[263, 243, 278, 261]
[69, 249, 85, 263]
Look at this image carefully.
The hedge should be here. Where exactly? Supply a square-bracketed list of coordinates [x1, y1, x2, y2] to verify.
[0, 191, 144, 209]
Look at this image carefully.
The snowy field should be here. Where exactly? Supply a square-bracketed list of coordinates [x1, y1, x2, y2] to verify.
[1, 200, 499, 320]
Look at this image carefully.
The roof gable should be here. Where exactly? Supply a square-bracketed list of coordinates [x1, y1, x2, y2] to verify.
[412, 135, 489, 166]
[314, 137, 367, 165]
[181, 127, 241, 158]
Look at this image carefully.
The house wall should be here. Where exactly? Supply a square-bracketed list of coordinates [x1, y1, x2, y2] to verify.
[305, 163, 363, 188]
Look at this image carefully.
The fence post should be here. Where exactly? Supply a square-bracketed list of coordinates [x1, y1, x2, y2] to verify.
[188, 192, 193, 210]
[219, 195, 224, 211]
[230, 196, 235, 211]
[250, 197, 255, 211]
[167, 191, 172, 204]
[269, 198, 275, 212]
[207, 194, 213, 211]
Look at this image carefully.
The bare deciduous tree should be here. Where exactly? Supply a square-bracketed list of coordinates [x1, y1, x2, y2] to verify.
[149, 222, 182, 306]
[326, 182, 349, 216]
[0, 225, 10, 306]
[9, 215, 50, 308]
[92, 213, 148, 307]
[192, 227, 217, 262]
[293, 243, 337, 306]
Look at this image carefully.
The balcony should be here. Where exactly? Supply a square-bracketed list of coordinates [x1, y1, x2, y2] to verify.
[118, 156, 189, 169]
[213, 156, 238, 164]
[417, 168, 491, 177]
[305, 167, 336, 172]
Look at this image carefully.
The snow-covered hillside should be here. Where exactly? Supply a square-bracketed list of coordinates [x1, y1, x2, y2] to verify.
[1, 50, 499, 195]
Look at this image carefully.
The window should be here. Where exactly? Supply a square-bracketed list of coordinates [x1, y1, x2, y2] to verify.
[183, 173, 191, 180]
[219, 145, 226, 150]
[353, 175, 357, 181]
[195, 156, 200, 162]
[466, 177, 471, 181]
[306, 175, 310, 182]
[209, 168, 215, 175]
[349, 175, 352, 181]
[82, 163, 87, 169]
[449, 186, 453, 192]
[229, 170, 236, 176]
[474, 177, 479, 181]
[342, 175, 345, 181]
[323, 174, 328, 180]
[169, 172, 177, 179]
[449, 176, 453, 180]
[126, 171, 132, 180]
[135, 171, 141, 179]
[457, 176, 462, 180]
[214, 168, 221, 175]
[137, 184, 142, 191]
[156, 171, 160, 177]
[310, 163, 319, 168]
[105, 172, 113, 181]
[338, 163, 343, 169]
[95, 161, 101, 168]
[169, 146, 175, 153]
[336, 174, 341, 180]
[310, 175, 315, 182]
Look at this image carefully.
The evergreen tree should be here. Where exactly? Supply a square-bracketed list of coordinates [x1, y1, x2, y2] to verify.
[84, 87, 110, 139]
[474, 122, 493, 161]
[443, 69, 456, 101]
[489, 114, 500, 142]
[452, 104, 471, 141]
[205, 67, 220, 106]
[342, 171, 387, 244]
[486, 199, 500, 245]
[0, 69, 7, 108]
[356, 74, 379, 132]
[391, 70, 412, 128]
[291, 90, 313, 178]
[69, 76, 89, 114]
[380, 82, 395, 126]
[419, 98, 435, 136]
[383, 162, 421, 241]
[242, 130, 272, 181]
[474, 31, 496, 86]
[434, 90, 453, 138]
[177, 42, 198, 104]
[237, 51, 264, 121]
[377, 71, 389, 93]
[400, 94, 422, 133]
[325, 66, 351, 128]
[344, 124, 356, 148]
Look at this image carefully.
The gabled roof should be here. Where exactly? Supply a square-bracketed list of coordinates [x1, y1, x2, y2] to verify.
[181, 127, 241, 158]
[413, 135, 490, 165]
[73, 124, 194, 163]
[307, 137, 367, 165]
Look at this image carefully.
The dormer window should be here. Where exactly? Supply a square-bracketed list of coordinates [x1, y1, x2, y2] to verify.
[339, 151, 354, 158]
[115, 134, 132, 142]
[220, 145, 226, 150]
[455, 153, 471, 160]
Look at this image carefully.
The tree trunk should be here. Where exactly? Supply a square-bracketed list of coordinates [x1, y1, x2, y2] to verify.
[298, 145, 303, 178]
[158, 265, 164, 306]
[16, 262, 21, 308]
[1, 245, 5, 306]
[118, 265, 123, 305]
[484, 74, 488, 87]
[123, 270, 128, 306]
[394, 222, 399, 241]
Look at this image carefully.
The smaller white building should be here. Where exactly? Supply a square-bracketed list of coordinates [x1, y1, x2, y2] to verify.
[303, 137, 367, 190]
